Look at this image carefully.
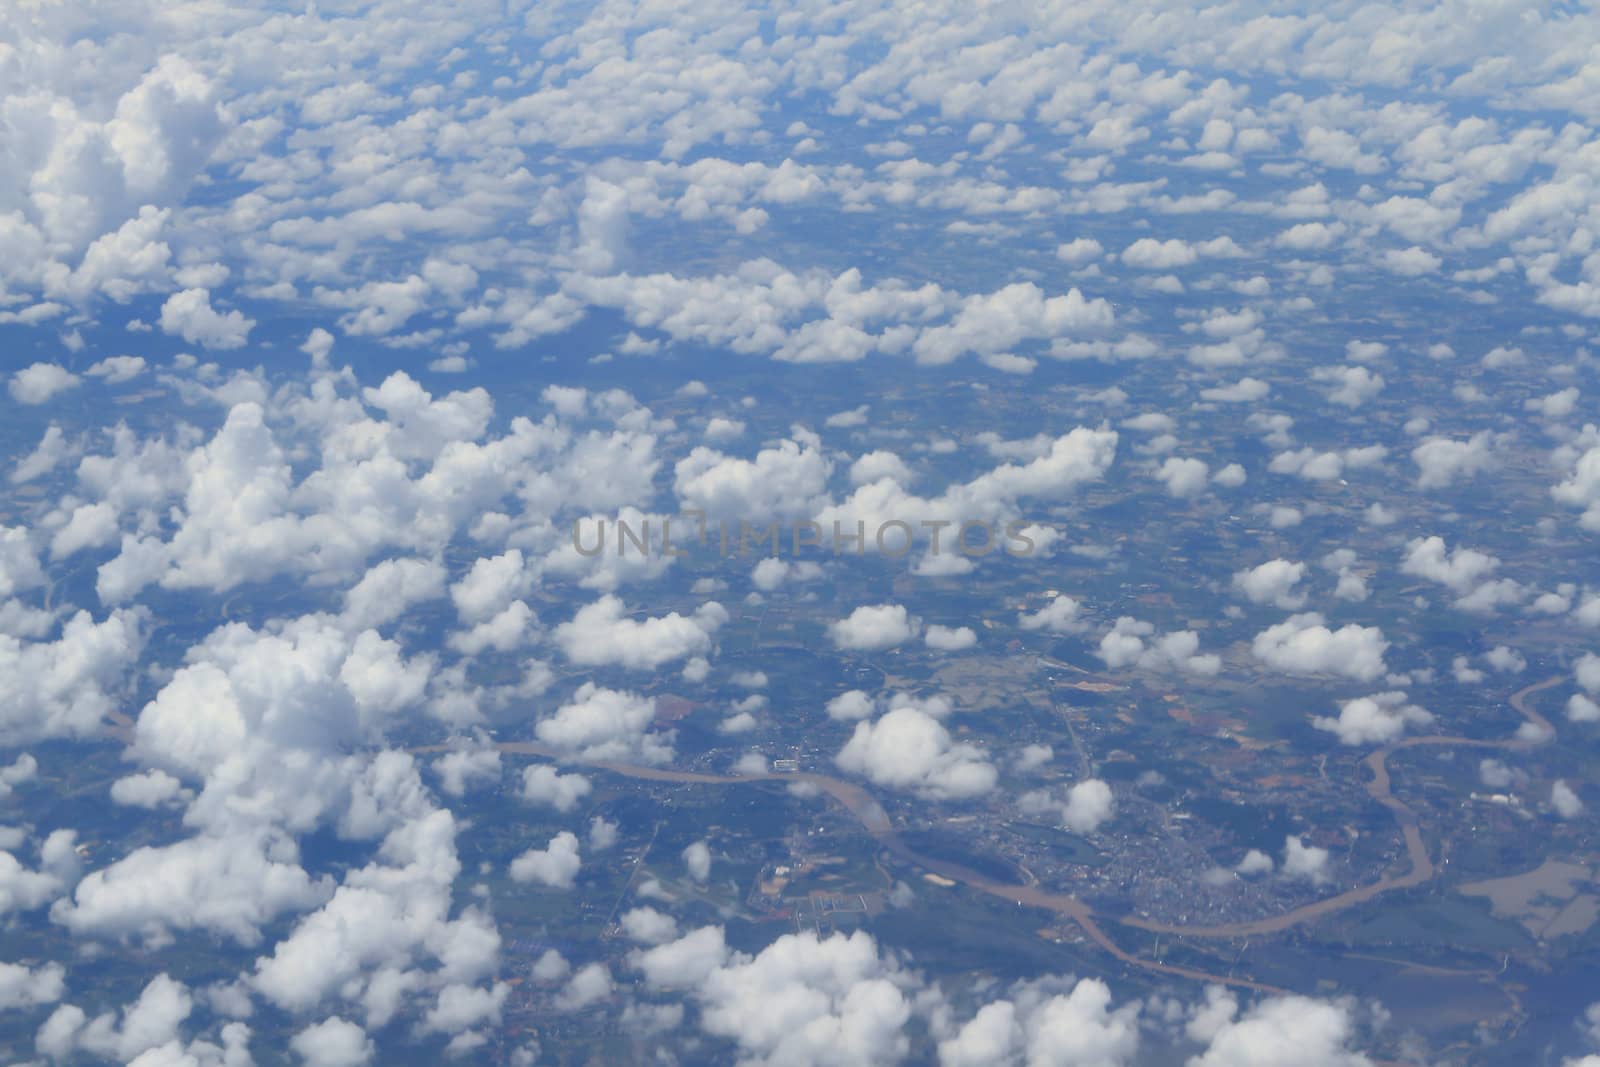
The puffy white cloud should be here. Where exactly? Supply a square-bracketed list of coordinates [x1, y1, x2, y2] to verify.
[52, 831, 332, 946]
[1237, 850, 1275, 876]
[1553, 780, 1585, 819]
[828, 604, 917, 651]
[675, 438, 832, 522]
[1553, 434, 1600, 530]
[1412, 431, 1499, 489]
[621, 907, 679, 945]
[683, 840, 712, 883]
[130, 620, 430, 821]
[252, 808, 500, 1023]
[9, 363, 81, 405]
[912, 283, 1112, 365]
[508, 831, 585, 889]
[450, 550, 531, 624]
[536, 682, 673, 765]
[1056, 238, 1104, 265]
[1523, 383, 1574, 415]
[0, 832, 77, 917]
[159, 288, 253, 348]
[644, 928, 915, 1067]
[341, 558, 447, 632]
[817, 428, 1117, 543]
[1252, 614, 1387, 681]
[1312, 365, 1385, 408]
[632, 925, 731, 991]
[10, 425, 71, 484]
[0, 959, 65, 1011]
[86, 355, 147, 384]
[1154, 457, 1209, 497]
[0, 752, 37, 800]
[941, 978, 1140, 1067]
[1400, 536, 1521, 613]
[553, 963, 613, 1013]
[519, 765, 592, 813]
[1282, 835, 1331, 885]
[1313, 692, 1432, 745]
[290, 1017, 375, 1067]
[49, 501, 121, 559]
[1019, 595, 1082, 633]
[1121, 238, 1198, 269]
[36, 974, 199, 1065]
[836, 706, 996, 799]
[448, 600, 536, 656]
[1268, 445, 1387, 481]
[1233, 560, 1307, 609]
[555, 595, 724, 669]
[1098, 618, 1220, 676]
[109, 770, 190, 809]
[1380, 246, 1441, 276]
[925, 624, 977, 651]
[1020, 779, 1116, 834]
[826, 690, 877, 721]
[431, 744, 501, 797]
[0, 609, 146, 745]
[1202, 378, 1270, 403]
[1187, 987, 1371, 1067]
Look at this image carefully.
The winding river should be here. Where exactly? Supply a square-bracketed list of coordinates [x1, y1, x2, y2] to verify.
[417, 674, 1565, 994]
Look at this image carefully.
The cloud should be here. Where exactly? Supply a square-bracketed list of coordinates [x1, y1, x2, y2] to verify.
[108, 770, 190, 810]
[675, 438, 832, 521]
[638, 928, 916, 1067]
[290, 1017, 376, 1067]
[1187, 987, 1371, 1067]
[52, 831, 333, 946]
[1312, 692, 1432, 745]
[1412, 431, 1499, 489]
[1201, 377, 1270, 403]
[826, 690, 877, 721]
[9, 363, 81, 405]
[341, 558, 447, 632]
[828, 604, 918, 651]
[925, 624, 976, 651]
[159, 288, 253, 348]
[1233, 560, 1307, 609]
[86, 355, 147, 384]
[1282, 835, 1331, 884]
[911, 283, 1112, 364]
[683, 841, 712, 882]
[555, 595, 724, 669]
[0, 959, 65, 1011]
[1400, 536, 1521, 613]
[1019, 595, 1082, 633]
[1155, 457, 1210, 497]
[1121, 238, 1197, 269]
[519, 765, 593, 813]
[941, 977, 1140, 1067]
[536, 682, 673, 765]
[1098, 618, 1220, 675]
[1553, 780, 1584, 819]
[0, 609, 147, 745]
[510, 832, 582, 889]
[1252, 614, 1387, 681]
[432, 744, 501, 797]
[621, 906, 680, 945]
[1019, 779, 1116, 833]
[1312, 365, 1384, 408]
[1380, 246, 1441, 275]
[836, 706, 996, 799]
